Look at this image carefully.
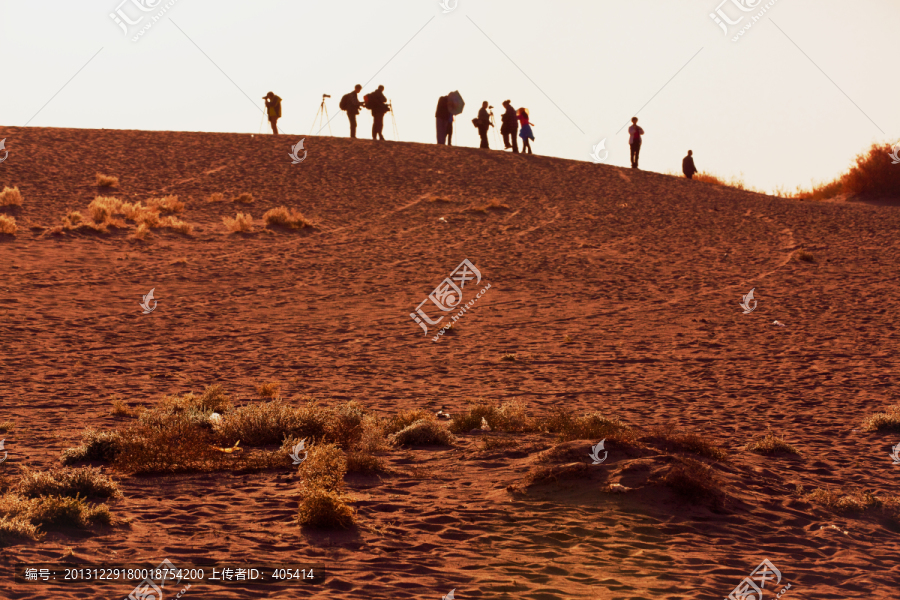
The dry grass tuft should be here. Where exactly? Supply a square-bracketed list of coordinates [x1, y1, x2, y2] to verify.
[0, 422, 13, 433]
[296, 488, 356, 529]
[131, 224, 152, 240]
[450, 400, 536, 434]
[480, 437, 520, 451]
[232, 192, 254, 205]
[0, 215, 17, 235]
[256, 382, 281, 399]
[298, 444, 347, 489]
[804, 487, 900, 526]
[61, 430, 123, 465]
[660, 458, 726, 507]
[642, 425, 728, 461]
[388, 418, 454, 447]
[384, 409, 434, 435]
[263, 206, 315, 230]
[95, 174, 119, 188]
[223, 212, 253, 233]
[110, 398, 132, 417]
[541, 411, 637, 445]
[862, 403, 900, 432]
[796, 250, 815, 263]
[500, 353, 517, 362]
[206, 192, 225, 203]
[27, 494, 112, 528]
[17, 467, 121, 499]
[746, 431, 800, 455]
[0, 514, 44, 543]
[146, 195, 184, 214]
[0, 186, 23, 207]
[158, 216, 193, 234]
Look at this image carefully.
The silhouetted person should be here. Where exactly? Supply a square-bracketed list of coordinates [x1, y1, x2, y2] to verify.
[436, 95, 450, 144]
[517, 108, 534, 155]
[477, 101, 491, 149]
[501, 100, 518, 153]
[340, 84, 364, 139]
[366, 85, 389, 141]
[628, 117, 644, 169]
[263, 91, 282, 135]
[683, 150, 698, 179]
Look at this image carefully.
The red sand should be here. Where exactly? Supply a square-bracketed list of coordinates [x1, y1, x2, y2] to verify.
[1, 126, 899, 599]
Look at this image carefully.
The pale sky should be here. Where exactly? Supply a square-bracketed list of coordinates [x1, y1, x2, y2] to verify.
[1, 0, 897, 193]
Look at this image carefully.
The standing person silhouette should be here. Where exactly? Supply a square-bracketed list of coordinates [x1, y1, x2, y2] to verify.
[435, 94, 450, 144]
[340, 84, 364, 139]
[628, 117, 644, 169]
[263, 91, 282, 135]
[477, 101, 492, 149]
[683, 150, 698, 179]
[366, 85, 389, 141]
[447, 114, 455, 146]
[517, 107, 534, 155]
[501, 100, 519, 153]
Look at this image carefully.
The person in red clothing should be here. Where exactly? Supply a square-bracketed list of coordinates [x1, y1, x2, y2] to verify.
[517, 108, 534, 155]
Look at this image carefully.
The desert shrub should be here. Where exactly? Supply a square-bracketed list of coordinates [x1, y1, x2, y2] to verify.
[27, 494, 111, 528]
[804, 487, 900, 527]
[0, 215, 17, 235]
[87, 196, 121, 223]
[480, 437, 520, 451]
[0, 515, 44, 543]
[540, 411, 637, 444]
[95, 174, 119, 187]
[796, 250, 815, 263]
[113, 418, 222, 474]
[139, 385, 231, 430]
[747, 431, 800, 455]
[298, 444, 347, 490]
[61, 430, 123, 465]
[256, 382, 281, 399]
[223, 212, 253, 233]
[110, 398, 131, 416]
[523, 462, 591, 487]
[641, 425, 727, 461]
[383, 409, 433, 435]
[232, 193, 254, 204]
[450, 400, 535, 434]
[206, 192, 225, 203]
[131, 224, 152, 240]
[388, 419, 454, 447]
[500, 353, 517, 361]
[17, 467, 121, 499]
[661, 458, 725, 506]
[862, 403, 900, 432]
[0, 186, 23, 207]
[146, 195, 184, 214]
[842, 143, 900, 196]
[0, 422, 12, 433]
[263, 206, 314, 230]
[345, 450, 385, 474]
[296, 488, 355, 529]
[158, 216, 193, 234]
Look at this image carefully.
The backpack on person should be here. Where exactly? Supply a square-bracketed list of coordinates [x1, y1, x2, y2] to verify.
[363, 94, 371, 108]
[339, 93, 353, 111]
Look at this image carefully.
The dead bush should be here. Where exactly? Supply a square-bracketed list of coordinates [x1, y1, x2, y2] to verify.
[0, 186, 23, 207]
[263, 206, 315, 230]
[95, 174, 119, 187]
[223, 212, 253, 233]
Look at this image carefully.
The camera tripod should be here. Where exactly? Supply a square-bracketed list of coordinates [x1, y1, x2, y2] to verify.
[310, 93, 333, 136]
[487, 107, 502, 147]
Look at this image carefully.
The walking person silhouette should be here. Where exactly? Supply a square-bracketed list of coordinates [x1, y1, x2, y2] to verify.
[628, 117, 644, 169]
[477, 101, 492, 149]
[683, 150, 698, 179]
[501, 100, 518, 153]
[366, 85, 389, 141]
[263, 91, 282, 135]
[517, 108, 534, 155]
[340, 84, 364, 139]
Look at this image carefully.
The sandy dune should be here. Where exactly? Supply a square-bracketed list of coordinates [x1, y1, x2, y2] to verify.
[1, 126, 899, 599]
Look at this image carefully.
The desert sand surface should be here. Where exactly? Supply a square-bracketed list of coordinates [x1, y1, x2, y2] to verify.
[1, 126, 899, 599]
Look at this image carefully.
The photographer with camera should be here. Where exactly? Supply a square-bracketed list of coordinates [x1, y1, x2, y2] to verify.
[473, 101, 493, 149]
[262, 91, 282, 135]
[364, 85, 389, 141]
[340, 85, 364, 139]
[501, 100, 518, 153]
